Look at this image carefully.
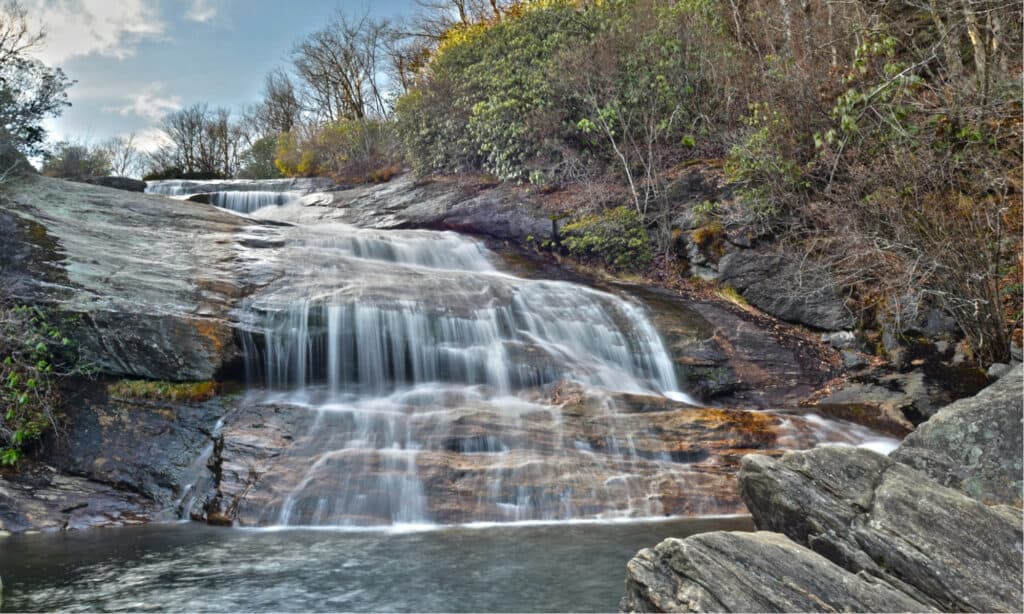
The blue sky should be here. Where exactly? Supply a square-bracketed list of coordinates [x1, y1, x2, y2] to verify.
[27, 0, 418, 151]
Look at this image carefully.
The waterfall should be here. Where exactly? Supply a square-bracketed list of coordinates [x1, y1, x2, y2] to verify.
[145, 180, 300, 212]
[209, 191, 299, 213]
[235, 223, 702, 527]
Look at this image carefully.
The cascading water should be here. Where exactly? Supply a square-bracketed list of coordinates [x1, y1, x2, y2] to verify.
[145, 181, 897, 527]
[234, 223, 709, 526]
[145, 180, 300, 212]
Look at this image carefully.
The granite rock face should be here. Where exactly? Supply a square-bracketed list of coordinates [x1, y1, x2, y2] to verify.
[0, 462, 157, 532]
[739, 447, 1022, 612]
[717, 250, 854, 331]
[892, 364, 1023, 506]
[251, 174, 556, 244]
[0, 175, 270, 380]
[620, 531, 928, 613]
[623, 371, 1024, 613]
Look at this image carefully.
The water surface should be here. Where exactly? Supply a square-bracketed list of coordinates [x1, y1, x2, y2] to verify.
[0, 516, 751, 612]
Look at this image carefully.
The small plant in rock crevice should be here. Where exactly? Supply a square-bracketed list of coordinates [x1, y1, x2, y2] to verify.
[0, 305, 85, 465]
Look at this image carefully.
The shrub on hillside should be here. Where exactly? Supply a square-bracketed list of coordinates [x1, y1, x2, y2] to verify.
[561, 205, 653, 271]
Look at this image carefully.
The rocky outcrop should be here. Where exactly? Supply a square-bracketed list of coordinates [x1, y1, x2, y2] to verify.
[891, 364, 1022, 506]
[0, 175, 269, 380]
[717, 249, 854, 331]
[739, 448, 1021, 612]
[621, 531, 927, 613]
[0, 381, 230, 533]
[0, 462, 156, 532]
[68, 176, 146, 192]
[623, 371, 1024, 613]
[252, 174, 556, 244]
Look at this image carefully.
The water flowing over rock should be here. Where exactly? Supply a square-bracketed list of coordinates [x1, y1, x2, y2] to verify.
[196, 221, 892, 527]
[1, 176, 899, 532]
[146, 178, 331, 214]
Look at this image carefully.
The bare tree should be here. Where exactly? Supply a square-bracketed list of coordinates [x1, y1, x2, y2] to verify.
[255, 68, 302, 135]
[104, 133, 141, 177]
[292, 11, 392, 122]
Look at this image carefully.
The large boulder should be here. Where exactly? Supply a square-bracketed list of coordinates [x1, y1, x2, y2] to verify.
[0, 175, 265, 380]
[891, 364, 1023, 506]
[717, 250, 854, 331]
[739, 447, 1022, 612]
[624, 371, 1024, 613]
[621, 530, 927, 613]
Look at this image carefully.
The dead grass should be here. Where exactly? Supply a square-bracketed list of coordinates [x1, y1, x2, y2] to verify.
[107, 379, 218, 403]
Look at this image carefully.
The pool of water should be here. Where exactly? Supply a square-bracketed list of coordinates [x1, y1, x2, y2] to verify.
[0, 516, 752, 612]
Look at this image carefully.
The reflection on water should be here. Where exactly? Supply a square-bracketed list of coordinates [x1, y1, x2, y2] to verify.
[0, 517, 752, 613]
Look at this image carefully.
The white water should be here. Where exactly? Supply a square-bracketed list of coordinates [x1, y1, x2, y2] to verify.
[233, 223, 708, 526]
[146, 180, 301, 212]
[152, 181, 899, 528]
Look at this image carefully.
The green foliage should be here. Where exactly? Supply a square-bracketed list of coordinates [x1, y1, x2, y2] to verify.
[0, 1, 71, 159]
[274, 120, 401, 182]
[0, 306, 83, 465]
[396, 1, 595, 181]
[562, 206, 653, 271]
[238, 135, 283, 179]
[107, 379, 218, 403]
[725, 102, 808, 225]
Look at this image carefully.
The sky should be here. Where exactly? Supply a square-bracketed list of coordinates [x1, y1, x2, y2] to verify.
[25, 0, 418, 152]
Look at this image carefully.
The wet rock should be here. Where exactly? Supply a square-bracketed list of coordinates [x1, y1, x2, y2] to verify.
[739, 447, 1023, 612]
[812, 373, 927, 435]
[1, 175, 270, 380]
[633, 286, 835, 409]
[717, 250, 854, 331]
[0, 463, 155, 532]
[68, 176, 146, 192]
[38, 383, 227, 508]
[620, 531, 927, 613]
[892, 364, 1022, 507]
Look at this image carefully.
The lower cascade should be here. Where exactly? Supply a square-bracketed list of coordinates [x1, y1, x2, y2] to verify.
[212, 223, 892, 528]
[231, 224, 704, 526]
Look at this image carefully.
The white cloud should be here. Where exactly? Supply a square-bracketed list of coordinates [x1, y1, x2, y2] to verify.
[185, 0, 218, 23]
[133, 127, 172, 153]
[105, 84, 182, 121]
[25, 0, 165, 64]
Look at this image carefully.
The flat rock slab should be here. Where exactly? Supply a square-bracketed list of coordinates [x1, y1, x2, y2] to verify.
[620, 530, 927, 613]
[0, 176, 280, 380]
[0, 463, 155, 532]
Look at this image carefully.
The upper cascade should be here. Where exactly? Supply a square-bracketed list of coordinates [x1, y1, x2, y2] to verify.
[145, 178, 330, 212]
[240, 224, 684, 400]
